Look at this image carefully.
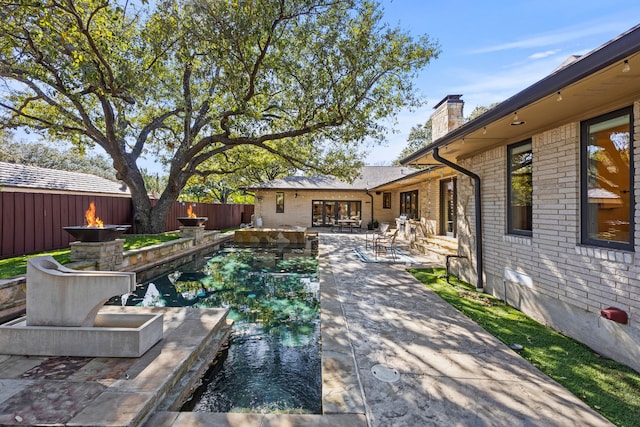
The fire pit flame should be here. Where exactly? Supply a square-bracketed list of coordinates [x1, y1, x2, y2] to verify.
[178, 204, 207, 227]
[64, 201, 130, 242]
[86, 201, 104, 228]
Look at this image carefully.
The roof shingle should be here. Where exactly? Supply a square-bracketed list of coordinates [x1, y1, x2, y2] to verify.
[0, 162, 130, 196]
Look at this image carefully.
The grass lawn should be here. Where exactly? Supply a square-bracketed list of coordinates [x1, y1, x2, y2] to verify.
[0, 232, 181, 280]
[408, 268, 640, 427]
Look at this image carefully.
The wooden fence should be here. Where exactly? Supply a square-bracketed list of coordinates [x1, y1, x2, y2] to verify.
[0, 192, 253, 258]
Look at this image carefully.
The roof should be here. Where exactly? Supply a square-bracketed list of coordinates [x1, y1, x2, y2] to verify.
[401, 24, 640, 166]
[249, 166, 422, 191]
[0, 162, 130, 196]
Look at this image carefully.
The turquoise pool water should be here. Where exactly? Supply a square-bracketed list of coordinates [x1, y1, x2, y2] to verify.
[118, 244, 321, 414]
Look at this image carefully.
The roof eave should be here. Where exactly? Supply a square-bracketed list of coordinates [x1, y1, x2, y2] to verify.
[400, 24, 640, 165]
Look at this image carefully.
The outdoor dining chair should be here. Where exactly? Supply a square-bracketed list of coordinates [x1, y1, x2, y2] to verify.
[374, 229, 399, 260]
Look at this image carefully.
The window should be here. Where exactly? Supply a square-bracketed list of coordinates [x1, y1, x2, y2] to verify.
[507, 140, 532, 236]
[383, 192, 391, 209]
[581, 107, 634, 250]
[276, 192, 284, 213]
[400, 190, 418, 219]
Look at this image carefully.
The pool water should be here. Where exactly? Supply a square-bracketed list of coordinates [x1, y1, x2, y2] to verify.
[115, 245, 321, 414]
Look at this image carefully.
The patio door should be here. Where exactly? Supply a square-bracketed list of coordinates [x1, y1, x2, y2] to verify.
[312, 200, 361, 226]
[312, 201, 337, 226]
[440, 178, 457, 237]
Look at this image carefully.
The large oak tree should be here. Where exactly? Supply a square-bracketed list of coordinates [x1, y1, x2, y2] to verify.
[0, 0, 439, 233]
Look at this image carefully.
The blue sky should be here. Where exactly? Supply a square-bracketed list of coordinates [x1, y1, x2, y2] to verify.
[368, 0, 640, 164]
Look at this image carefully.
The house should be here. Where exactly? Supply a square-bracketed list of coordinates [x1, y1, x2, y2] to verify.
[249, 166, 435, 230]
[399, 24, 640, 372]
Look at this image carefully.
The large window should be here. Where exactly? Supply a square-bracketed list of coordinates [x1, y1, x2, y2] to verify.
[507, 140, 532, 236]
[581, 107, 634, 250]
[400, 190, 418, 219]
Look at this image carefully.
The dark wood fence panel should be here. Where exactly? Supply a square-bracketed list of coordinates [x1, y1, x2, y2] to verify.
[0, 192, 254, 258]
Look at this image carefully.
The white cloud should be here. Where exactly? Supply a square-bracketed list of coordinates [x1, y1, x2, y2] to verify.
[529, 50, 560, 60]
[470, 21, 627, 54]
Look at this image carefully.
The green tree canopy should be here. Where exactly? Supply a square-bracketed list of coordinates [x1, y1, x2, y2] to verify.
[0, 0, 440, 232]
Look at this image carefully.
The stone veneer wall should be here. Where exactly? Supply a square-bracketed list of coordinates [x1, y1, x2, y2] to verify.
[233, 228, 310, 245]
[453, 101, 640, 372]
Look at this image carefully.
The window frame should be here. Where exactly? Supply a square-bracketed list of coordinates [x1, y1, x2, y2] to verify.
[275, 192, 285, 213]
[580, 106, 634, 251]
[382, 192, 391, 209]
[507, 139, 533, 237]
[399, 190, 418, 219]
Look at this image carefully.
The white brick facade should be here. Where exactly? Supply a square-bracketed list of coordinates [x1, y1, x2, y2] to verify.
[453, 101, 640, 371]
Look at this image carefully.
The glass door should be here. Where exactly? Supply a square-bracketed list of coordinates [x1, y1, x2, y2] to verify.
[312, 201, 338, 226]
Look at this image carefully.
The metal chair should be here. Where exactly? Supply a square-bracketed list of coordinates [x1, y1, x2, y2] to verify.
[374, 229, 399, 260]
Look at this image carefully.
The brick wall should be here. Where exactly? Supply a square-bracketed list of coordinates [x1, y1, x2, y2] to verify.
[454, 101, 640, 371]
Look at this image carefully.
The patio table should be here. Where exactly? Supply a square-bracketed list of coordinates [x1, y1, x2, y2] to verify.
[336, 219, 360, 233]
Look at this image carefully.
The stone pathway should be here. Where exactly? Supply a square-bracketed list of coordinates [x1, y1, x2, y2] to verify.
[319, 232, 613, 427]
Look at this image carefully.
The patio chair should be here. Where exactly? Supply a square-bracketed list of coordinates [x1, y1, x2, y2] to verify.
[374, 229, 399, 260]
[365, 221, 390, 249]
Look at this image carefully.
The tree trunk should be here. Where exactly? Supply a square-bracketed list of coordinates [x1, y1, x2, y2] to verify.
[114, 156, 182, 234]
[129, 188, 179, 234]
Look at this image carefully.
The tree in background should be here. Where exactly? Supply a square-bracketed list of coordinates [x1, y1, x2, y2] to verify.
[394, 102, 500, 164]
[0, 140, 117, 181]
[0, 0, 439, 233]
[394, 118, 432, 164]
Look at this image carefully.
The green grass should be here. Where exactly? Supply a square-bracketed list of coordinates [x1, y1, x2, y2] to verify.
[0, 232, 181, 280]
[408, 268, 640, 427]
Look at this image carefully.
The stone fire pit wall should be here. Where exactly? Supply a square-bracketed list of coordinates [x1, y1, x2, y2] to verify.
[179, 225, 207, 244]
[69, 240, 124, 271]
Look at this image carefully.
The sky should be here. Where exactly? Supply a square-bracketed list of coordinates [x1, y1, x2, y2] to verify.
[367, 0, 640, 165]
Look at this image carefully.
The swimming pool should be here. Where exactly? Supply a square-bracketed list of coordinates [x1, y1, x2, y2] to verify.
[116, 244, 321, 414]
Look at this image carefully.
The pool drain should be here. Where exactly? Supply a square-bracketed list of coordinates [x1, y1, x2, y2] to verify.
[371, 364, 400, 383]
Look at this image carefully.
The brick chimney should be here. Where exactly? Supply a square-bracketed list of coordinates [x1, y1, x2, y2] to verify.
[431, 95, 464, 140]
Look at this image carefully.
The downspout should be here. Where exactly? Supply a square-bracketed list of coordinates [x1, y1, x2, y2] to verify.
[433, 147, 484, 292]
[366, 190, 374, 225]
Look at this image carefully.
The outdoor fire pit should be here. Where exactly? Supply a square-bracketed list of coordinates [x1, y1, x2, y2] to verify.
[64, 225, 131, 242]
[64, 201, 130, 242]
[178, 204, 207, 227]
[177, 217, 208, 227]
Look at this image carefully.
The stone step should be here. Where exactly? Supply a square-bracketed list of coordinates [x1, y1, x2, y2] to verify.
[417, 236, 458, 252]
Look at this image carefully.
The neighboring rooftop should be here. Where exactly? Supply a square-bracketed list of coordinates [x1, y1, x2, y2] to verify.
[248, 166, 421, 191]
[0, 161, 130, 196]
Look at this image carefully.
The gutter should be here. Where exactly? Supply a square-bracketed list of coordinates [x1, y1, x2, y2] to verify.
[433, 148, 484, 292]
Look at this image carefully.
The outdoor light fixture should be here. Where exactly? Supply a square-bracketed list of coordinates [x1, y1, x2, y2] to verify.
[511, 112, 525, 126]
[482, 126, 487, 135]
[622, 59, 631, 73]
[556, 91, 563, 102]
